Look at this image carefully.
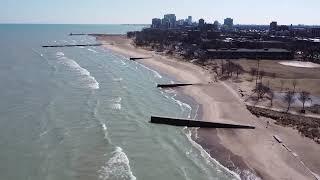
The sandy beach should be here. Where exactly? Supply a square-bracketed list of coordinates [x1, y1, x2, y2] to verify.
[95, 34, 320, 180]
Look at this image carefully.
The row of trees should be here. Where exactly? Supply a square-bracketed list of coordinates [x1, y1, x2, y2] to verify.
[291, 42, 320, 64]
[249, 60, 312, 113]
[219, 60, 244, 78]
[283, 89, 311, 113]
[253, 78, 311, 113]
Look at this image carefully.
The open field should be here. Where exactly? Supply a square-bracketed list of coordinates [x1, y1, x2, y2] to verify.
[234, 59, 320, 95]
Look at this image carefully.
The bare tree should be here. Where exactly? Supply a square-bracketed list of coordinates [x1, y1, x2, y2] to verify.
[250, 68, 257, 81]
[220, 60, 225, 75]
[227, 60, 232, 77]
[255, 59, 261, 88]
[254, 83, 270, 99]
[292, 79, 298, 93]
[280, 80, 285, 92]
[235, 64, 244, 78]
[284, 91, 295, 112]
[298, 91, 310, 112]
[259, 70, 266, 81]
[268, 89, 275, 107]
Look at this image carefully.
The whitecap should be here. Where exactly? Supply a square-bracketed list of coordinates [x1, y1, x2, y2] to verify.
[98, 147, 136, 180]
[100, 123, 109, 139]
[170, 94, 192, 119]
[88, 48, 98, 53]
[139, 63, 162, 78]
[164, 88, 176, 94]
[184, 128, 241, 180]
[56, 54, 100, 90]
[120, 60, 127, 65]
[56, 52, 65, 57]
[39, 130, 49, 137]
[111, 97, 122, 103]
[110, 103, 122, 110]
[113, 78, 123, 82]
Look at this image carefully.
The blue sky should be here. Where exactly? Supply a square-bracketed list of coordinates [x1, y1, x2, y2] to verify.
[1, 0, 319, 25]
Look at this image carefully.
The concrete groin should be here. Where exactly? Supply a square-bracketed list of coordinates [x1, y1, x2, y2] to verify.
[42, 44, 102, 48]
[157, 83, 195, 88]
[69, 33, 112, 36]
[150, 116, 255, 129]
[129, 57, 152, 61]
[69, 33, 87, 36]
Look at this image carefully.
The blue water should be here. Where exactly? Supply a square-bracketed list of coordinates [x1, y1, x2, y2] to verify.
[0, 24, 238, 180]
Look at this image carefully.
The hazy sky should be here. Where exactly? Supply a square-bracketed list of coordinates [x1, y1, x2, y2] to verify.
[1, 0, 319, 25]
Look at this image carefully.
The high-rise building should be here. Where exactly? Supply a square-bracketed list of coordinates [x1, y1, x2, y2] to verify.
[213, 20, 219, 30]
[311, 28, 320, 37]
[177, 19, 185, 26]
[224, 18, 234, 30]
[151, 18, 161, 28]
[187, 16, 192, 25]
[198, 18, 205, 28]
[163, 14, 176, 28]
[270, 21, 278, 31]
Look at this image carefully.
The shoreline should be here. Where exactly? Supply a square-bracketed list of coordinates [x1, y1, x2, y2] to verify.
[95, 34, 320, 180]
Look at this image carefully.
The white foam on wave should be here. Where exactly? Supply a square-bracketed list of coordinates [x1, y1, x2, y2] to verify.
[56, 52, 65, 57]
[120, 59, 127, 66]
[111, 97, 122, 103]
[110, 97, 122, 110]
[113, 78, 123, 82]
[31, 48, 44, 57]
[159, 89, 192, 118]
[56, 52, 100, 90]
[139, 63, 162, 78]
[88, 48, 98, 53]
[183, 128, 241, 180]
[171, 94, 192, 119]
[98, 147, 136, 180]
[100, 123, 109, 139]
[111, 104, 122, 110]
[164, 88, 177, 94]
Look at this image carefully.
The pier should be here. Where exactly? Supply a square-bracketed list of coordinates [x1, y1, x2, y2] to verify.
[42, 43, 102, 48]
[150, 116, 255, 129]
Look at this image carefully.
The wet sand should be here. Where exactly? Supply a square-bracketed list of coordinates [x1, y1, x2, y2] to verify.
[95, 34, 320, 180]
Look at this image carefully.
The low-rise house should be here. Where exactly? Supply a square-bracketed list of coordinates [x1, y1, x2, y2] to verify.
[207, 48, 294, 60]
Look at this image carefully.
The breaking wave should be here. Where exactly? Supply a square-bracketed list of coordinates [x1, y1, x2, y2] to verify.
[56, 52, 100, 90]
[110, 97, 122, 110]
[113, 77, 123, 82]
[88, 48, 98, 53]
[160, 90, 192, 119]
[98, 147, 136, 180]
[170, 94, 192, 118]
[184, 128, 241, 180]
[139, 63, 162, 79]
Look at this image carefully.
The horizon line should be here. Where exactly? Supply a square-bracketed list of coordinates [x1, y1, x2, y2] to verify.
[0, 23, 320, 26]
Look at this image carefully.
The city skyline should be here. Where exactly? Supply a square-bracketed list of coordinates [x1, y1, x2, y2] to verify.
[1, 0, 320, 25]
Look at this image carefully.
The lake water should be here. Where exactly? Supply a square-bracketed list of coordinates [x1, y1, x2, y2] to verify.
[0, 24, 238, 180]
